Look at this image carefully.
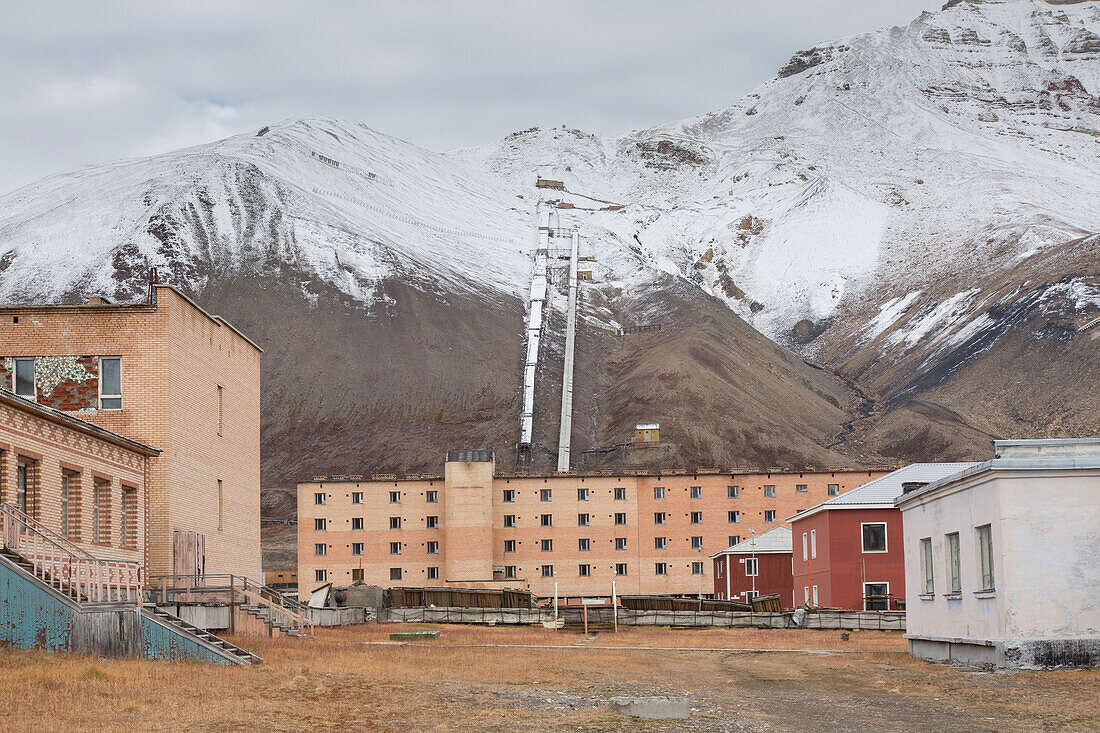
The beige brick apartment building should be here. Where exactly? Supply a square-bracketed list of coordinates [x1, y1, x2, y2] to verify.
[0, 285, 261, 579]
[298, 451, 888, 600]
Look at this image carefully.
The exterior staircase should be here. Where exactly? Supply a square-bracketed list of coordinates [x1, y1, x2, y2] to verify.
[1, 501, 260, 665]
[240, 603, 306, 638]
[144, 605, 262, 664]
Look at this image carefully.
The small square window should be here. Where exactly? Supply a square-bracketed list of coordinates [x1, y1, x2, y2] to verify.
[426, 515, 439, 529]
[578, 513, 589, 526]
[351, 568, 364, 582]
[764, 510, 776, 523]
[653, 486, 665, 500]
[503, 490, 515, 503]
[352, 543, 364, 556]
[828, 484, 840, 497]
[690, 486, 701, 499]
[862, 522, 887, 553]
[314, 493, 326, 505]
[578, 564, 591, 577]
[727, 485, 739, 498]
[615, 563, 627, 576]
[540, 488, 552, 502]
[764, 485, 776, 498]
[614, 512, 626, 526]
[351, 492, 363, 504]
[541, 538, 553, 552]
[691, 561, 704, 575]
[504, 514, 516, 528]
[654, 537, 666, 550]
[427, 541, 439, 554]
[691, 536, 703, 550]
[315, 569, 327, 582]
[654, 562, 667, 576]
[541, 565, 554, 578]
[314, 518, 326, 531]
[389, 491, 401, 504]
[427, 566, 439, 580]
[389, 542, 401, 555]
[390, 516, 401, 529]
[541, 513, 553, 527]
[615, 537, 627, 551]
[504, 566, 517, 579]
[314, 543, 326, 556]
[728, 535, 740, 547]
[796, 484, 808, 492]
[504, 540, 516, 553]
[426, 490, 438, 503]
[614, 487, 626, 501]
[390, 568, 402, 581]
[728, 510, 740, 523]
[577, 488, 589, 501]
[654, 512, 666, 525]
[578, 538, 590, 551]
[690, 511, 702, 524]
[352, 517, 364, 531]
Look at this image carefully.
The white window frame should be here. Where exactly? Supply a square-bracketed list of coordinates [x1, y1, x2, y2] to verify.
[315, 569, 327, 583]
[389, 491, 401, 504]
[763, 485, 776, 498]
[503, 489, 515, 503]
[351, 517, 363, 531]
[812, 585, 818, 605]
[351, 492, 363, 504]
[540, 488, 552, 502]
[691, 536, 703, 550]
[690, 486, 702, 499]
[802, 532, 808, 561]
[744, 557, 758, 577]
[614, 487, 626, 501]
[504, 514, 516, 528]
[426, 490, 438, 503]
[315, 543, 326, 557]
[655, 562, 667, 576]
[861, 522, 888, 554]
[810, 529, 817, 559]
[426, 541, 439, 554]
[541, 538, 553, 552]
[426, 515, 439, 529]
[427, 566, 439, 580]
[504, 539, 516, 553]
[578, 564, 591, 577]
[615, 537, 627, 551]
[764, 510, 776, 523]
[653, 486, 665, 500]
[654, 511, 666, 525]
[976, 524, 995, 592]
[615, 563, 628, 576]
[351, 543, 364, 556]
[727, 485, 739, 498]
[315, 492, 325, 505]
[946, 532, 961, 594]
[827, 483, 840, 496]
[578, 538, 590, 551]
[728, 510, 740, 523]
[863, 581, 890, 611]
[13, 357, 35, 399]
[577, 488, 588, 501]
[578, 513, 589, 526]
[690, 511, 702, 524]
[654, 537, 666, 550]
[504, 566, 517, 579]
[389, 542, 402, 555]
[919, 537, 934, 595]
[99, 357, 122, 410]
[691, 561, 703, 575]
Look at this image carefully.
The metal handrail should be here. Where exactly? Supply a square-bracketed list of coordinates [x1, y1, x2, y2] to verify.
[0, 502, 142, 604]
[148, 573, 314, 638]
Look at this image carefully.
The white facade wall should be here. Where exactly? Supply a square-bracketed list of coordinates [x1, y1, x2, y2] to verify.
[900, 465, 1100, 667]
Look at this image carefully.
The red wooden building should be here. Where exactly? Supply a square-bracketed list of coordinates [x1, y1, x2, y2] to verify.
[711, 526, 792, 604]
[789, 463, 975, 611]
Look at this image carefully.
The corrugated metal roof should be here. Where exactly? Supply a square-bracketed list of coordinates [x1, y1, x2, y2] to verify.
[711, 526, 791, 557]
[792, 462, 978, 520]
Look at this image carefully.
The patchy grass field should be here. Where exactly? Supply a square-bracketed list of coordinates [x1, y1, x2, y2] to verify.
[1, 624, 1096, 732]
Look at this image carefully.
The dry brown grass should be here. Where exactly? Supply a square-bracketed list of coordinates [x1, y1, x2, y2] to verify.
[0, 625, 1096, 732]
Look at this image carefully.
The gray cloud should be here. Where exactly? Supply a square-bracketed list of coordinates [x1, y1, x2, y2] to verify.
[0, 0, 940, 194]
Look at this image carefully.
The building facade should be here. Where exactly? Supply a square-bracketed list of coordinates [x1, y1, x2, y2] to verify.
[0, 388, 158, 568]
[0, 285, 262, 579]
[790, 463, 974, 611]
[298, 450, 888, 600]
[711, 526, 792, 604]
[897, 440, 1100, 669]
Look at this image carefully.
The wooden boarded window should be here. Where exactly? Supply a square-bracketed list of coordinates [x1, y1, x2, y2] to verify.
[173, 530, 205, 578]
[121, 485, 138, 549]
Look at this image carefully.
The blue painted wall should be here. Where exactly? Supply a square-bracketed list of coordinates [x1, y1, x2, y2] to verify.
[0, 557, 73, 651]
[141, 613, 238, 665]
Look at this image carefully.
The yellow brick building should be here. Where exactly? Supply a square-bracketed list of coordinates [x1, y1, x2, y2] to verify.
[298, 451, 888, 600]
[0, 285, 262, 580]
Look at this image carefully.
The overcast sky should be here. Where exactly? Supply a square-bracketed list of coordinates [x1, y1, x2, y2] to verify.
[0, 1, 940, 195]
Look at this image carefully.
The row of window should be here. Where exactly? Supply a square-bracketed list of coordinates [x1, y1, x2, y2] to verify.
[313, 484, 840, 507]
[313, 511, 777, 532]
[314, 567, 439, 583]
[918, 525, 995, 596]
[506, 536, 713, 552]
[8, 356, 122, 410]
[1, 452, 137, 548]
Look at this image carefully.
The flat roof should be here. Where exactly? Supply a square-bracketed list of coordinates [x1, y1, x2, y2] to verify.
[0, 283, 262, 353]
[301, 465, 893, 484]
[0, 389, 160, 456]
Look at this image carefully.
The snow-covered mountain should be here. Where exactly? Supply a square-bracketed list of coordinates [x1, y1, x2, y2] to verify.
[2, 0, 1099, 485]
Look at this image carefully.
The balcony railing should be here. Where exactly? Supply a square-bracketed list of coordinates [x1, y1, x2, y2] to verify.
[149, 573, 314, 638]
[0, 502, 142, 604]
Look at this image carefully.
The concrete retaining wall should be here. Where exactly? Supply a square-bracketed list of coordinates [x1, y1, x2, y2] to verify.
[381, 606, 906, 631]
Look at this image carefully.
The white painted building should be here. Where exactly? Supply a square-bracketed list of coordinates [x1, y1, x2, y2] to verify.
[896, 439, 1100, 668]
